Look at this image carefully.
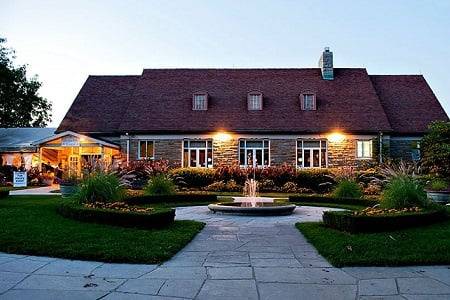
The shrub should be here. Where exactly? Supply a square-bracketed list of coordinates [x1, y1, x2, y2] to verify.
[144, 174, 176, 195]
[125, 194, 218, 205]
[259, 179, 277, 192]
[225, 179, 242, 192]
[381, 176, 428, 209]
[204, 181, 226, 192]
[170, 168, 215, 188]
[294, 169, 335, 191]
[281, 182, 298, 193]
[323, 209, 447, 233]
[118, 160, 169, 189]
[58, 201, 175, 229]
[332, 180, 363, 199]
[421, 121, 450, 176]
[429, 179, 449, 191]
[0, 188, 9, 199]
[74, 172, 125, 204]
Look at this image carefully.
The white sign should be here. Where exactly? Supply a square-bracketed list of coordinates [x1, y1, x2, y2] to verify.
[13, 171, 27, 187]
[61, 136, 80, 147]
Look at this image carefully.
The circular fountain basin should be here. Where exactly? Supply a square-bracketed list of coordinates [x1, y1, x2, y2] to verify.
[208, 202, 296, 216]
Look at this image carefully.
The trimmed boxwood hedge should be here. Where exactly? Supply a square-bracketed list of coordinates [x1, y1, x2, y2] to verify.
[0, 189, 9, 199]
[323, 209, 448, 233]
[125, 193, 218, 205]
[289, 195, 378, 207]
[57, 201, 175, 229]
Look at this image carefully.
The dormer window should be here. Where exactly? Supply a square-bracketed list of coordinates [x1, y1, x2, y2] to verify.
[248, 92, 262, 110]
[192, 93, 208, 110]
[301, 93, 316, 111]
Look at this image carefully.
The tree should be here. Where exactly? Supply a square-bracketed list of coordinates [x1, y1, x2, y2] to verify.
[421, 121, 450, 176]
[0, 37, 52, 127]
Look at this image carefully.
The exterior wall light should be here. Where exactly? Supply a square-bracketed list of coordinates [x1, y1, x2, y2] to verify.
[328, 132, 345, 143]
[214, 132, 232, 142]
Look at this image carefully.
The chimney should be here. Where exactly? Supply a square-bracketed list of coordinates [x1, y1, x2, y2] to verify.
[319, 47, 333, 80]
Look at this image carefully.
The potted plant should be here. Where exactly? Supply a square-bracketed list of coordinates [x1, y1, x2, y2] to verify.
[426, 179, 450, 204]
[58, 173, 80, 198]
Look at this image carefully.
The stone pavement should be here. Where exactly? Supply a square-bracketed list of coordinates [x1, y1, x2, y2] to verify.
[10, 185, 61, 196]
[1, 206, 450, 299]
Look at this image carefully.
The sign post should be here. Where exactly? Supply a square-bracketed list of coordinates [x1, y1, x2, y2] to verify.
[13, 171, 27, 188]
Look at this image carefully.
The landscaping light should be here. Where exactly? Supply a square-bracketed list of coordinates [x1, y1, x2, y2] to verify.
[328, 132, 345, 143]
[214, 132, 232, 142]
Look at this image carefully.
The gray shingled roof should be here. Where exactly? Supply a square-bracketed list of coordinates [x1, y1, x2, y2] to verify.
[0, 128, 56, 152]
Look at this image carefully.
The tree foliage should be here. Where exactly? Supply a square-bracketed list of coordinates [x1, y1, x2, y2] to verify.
[0, 37, 52, 127]
[421, 121, 450, 176]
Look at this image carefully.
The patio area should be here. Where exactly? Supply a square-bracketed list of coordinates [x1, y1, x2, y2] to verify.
[1, 205, 449, 299]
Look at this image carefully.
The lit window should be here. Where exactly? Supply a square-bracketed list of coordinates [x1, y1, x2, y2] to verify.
[356, 140, 372, 159]
[248, 93, 262, 110]
[192, 93, 207, 110]
[183, 140, 213, 168]
[301, 94, 316, 111]
[138, 141, 154, 159]
[239, 139, 269, 167]
[297, 139, 327, 168]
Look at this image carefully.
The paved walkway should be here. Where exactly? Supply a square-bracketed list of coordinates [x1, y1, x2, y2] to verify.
[1, 206, 450, 299]
[10, 185, 61, 196]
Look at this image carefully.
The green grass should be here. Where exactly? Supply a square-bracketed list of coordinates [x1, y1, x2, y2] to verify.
[296, 218, 450, 267]
[0, 195, 204, 264]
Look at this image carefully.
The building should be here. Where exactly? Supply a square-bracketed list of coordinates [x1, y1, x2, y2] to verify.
[0, 128, 56, 169]
[46, 48, 449, 171]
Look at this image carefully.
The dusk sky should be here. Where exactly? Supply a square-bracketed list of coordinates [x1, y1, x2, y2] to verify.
[1, 0, 449, 127]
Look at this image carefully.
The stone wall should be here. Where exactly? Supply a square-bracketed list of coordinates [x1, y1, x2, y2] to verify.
[328, 138, 378, 168]
[270, 139, 296, 166]
[154, 140, 182, 167]
[213, 139, 239, 166]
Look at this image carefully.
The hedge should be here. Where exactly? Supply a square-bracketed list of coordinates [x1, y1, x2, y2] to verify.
[57, 201, 175, 229]
[322, 209, 448, 233]
[124, 193, 218, 205]
[288, 195, 378, 207]
[0, 188, 9, 199]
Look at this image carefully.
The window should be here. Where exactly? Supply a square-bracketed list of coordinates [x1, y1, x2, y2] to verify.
[301, 93, 316, 111]
[138, 140, 154, 159]
[192, 93, 207, 110]
[356, 140, 372, 159]
[297, 139, 327, 168]
[183, 140, 213, 168]
[248, 93, 263, 110]
[239, 139, 269, 167]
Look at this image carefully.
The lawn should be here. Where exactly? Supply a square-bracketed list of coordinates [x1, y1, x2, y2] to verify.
[0, 195, 204, 264]
[296, 216, 450, 267]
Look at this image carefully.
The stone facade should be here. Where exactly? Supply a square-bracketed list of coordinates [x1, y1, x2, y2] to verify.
[270, 139, 296, 166]
[212, 139, 239, 166]
[120, 135, 410, 169]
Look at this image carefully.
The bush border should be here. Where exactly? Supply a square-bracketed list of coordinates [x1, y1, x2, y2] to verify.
[0, 189, 10, 199]
[57, 201, 175, 229]
[125, 193, 218, 205]
[289, 195, 378, 206]
[322, 209, 448, 233]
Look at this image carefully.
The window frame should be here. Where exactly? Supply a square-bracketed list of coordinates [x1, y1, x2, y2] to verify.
[192, 92, 208, 111]
[300, 93, 316, 111]
[356, 140, 373, 159]
[239, 139, 270, 167]
[182, 139, 213, 168]
[296, 139, 328, 168]
[247, 92, 263, 111]
[138, 140, 155, 160]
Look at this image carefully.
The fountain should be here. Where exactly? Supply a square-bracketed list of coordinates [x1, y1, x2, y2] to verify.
[208, 157, 296, 215]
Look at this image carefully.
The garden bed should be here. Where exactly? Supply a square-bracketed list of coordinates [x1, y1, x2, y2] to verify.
[0, 196, 204, 263]
[322, 209, 448, 233]
[58, 201, 176, 229]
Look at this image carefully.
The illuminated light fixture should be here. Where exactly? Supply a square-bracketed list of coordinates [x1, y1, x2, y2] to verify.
[214, 132, 232, 142]
[328, 132, 345, 143]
